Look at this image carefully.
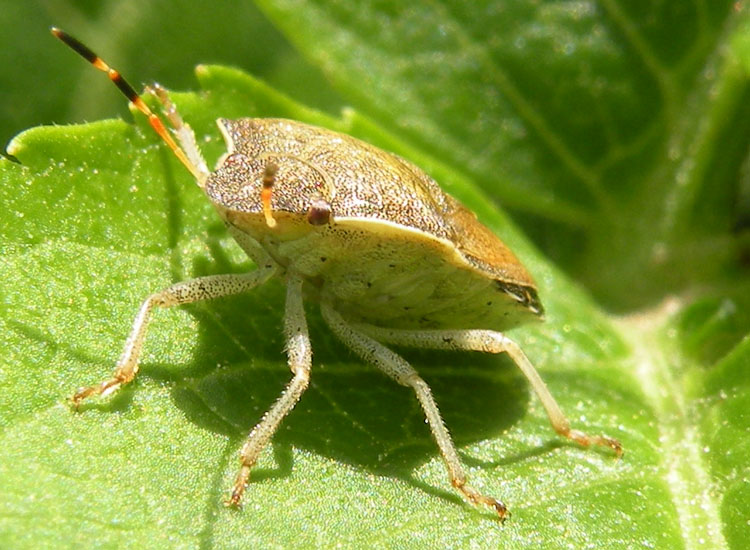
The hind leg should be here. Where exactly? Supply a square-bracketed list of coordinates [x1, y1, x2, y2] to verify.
[354, 325, 622, 455]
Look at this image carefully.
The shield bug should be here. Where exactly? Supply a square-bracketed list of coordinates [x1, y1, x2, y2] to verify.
[52, 28, 622, 520]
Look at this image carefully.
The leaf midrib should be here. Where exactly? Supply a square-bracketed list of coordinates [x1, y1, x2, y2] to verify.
[617, 306, 727, 550]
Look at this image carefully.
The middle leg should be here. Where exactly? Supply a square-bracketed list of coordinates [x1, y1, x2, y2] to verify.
[228, 272, 312, 506]
[321, 301, 508, 519]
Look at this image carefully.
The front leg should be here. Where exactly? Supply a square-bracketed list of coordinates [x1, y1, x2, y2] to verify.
[354, 325, 622, 456]
[72, 268, 276, 406]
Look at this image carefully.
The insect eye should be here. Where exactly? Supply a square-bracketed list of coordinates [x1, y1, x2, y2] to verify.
[307, 197, 332, 225]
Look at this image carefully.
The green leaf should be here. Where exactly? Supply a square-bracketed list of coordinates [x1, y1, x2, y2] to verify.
[256, 0, 750, 310]
[1, 2, 748, 550]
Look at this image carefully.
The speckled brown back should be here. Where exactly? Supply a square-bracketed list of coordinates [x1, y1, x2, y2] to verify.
[206, 118, 536, 289]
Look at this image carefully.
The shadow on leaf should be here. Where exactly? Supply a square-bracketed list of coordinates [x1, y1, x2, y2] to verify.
[155, 271, 533, 508]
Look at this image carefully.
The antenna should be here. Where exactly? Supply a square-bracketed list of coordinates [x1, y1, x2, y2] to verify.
[51, 27, 204, 182]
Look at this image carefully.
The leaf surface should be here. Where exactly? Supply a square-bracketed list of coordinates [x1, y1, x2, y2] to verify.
[1, 2, 748, 549]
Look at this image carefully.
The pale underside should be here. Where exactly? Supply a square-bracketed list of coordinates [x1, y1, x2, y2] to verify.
[224, 210, 540, 331]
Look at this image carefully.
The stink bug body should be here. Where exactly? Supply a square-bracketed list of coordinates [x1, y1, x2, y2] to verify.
[52, 28, 621, 520]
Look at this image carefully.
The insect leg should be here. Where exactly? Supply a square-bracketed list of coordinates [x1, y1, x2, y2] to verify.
[321, 302, 508, 520]
[353, 326, 622, 456]
[228, 273, 311, 506]
[148, 83, 209, 180]
[72, 268, 276, 407]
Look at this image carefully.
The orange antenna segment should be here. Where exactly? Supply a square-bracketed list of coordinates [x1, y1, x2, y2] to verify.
[261, 164, 278, 228]
[50, 27, 203, 182]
